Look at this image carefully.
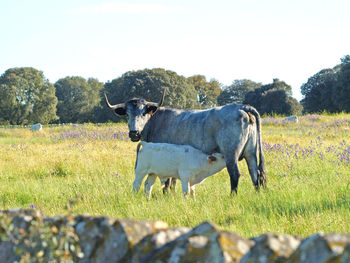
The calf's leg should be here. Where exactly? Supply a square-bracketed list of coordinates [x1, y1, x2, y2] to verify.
[190, 184, 196, 198]
[133, 169, 147, 194]
[144, 174, 157, 199]
[179, 172, 191, 198]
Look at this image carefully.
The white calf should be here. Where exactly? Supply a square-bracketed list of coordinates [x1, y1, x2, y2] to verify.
[133, 142, 226, 198]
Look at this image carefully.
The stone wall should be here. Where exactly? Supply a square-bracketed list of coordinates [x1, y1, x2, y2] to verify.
[0, 209, 349, 262]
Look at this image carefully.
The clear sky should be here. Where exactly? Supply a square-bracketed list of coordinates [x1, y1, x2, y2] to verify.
[1, 0, 350, 100]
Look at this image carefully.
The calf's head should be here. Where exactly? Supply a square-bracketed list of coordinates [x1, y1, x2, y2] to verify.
[104, 88, 166, 142]
[208, 153, 225, 165]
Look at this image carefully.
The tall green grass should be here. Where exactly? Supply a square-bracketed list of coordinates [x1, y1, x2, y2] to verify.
[0, 115, 349, 238]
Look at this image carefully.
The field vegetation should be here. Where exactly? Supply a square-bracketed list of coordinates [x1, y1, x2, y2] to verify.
[0, 114, 349, 238]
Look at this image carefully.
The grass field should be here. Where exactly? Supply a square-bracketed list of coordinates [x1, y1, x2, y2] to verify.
[0, 114, 349, 238]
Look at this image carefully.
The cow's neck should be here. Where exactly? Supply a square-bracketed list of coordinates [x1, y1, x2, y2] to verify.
[140, 111, 157, 142]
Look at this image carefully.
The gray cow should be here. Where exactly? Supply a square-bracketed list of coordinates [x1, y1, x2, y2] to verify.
[105, 88, 266, 194]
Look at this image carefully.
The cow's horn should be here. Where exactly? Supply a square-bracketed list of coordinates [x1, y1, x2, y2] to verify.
[104, 93, 125, 110]
[157, 87, 166, 107]
[147, 87, 166, 108]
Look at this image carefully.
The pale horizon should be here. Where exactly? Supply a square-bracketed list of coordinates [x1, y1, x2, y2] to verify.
[1, 0, 350, 101]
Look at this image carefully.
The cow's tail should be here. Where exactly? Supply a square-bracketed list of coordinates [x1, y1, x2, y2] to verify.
[242, 105, 266, 186]
[135, 141, 146, 170]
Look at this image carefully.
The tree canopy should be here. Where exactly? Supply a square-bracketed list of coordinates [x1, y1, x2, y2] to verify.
[55, 76, 103, 123]
[332, 56, 350, 112]
[188, 75, 221, 108]
[101, 68, 199, 122]
[300, 69, 338, 113]
[217, 79, 261, 106]
[0, 67, 58, 125]
[244, 79, 302, 115]
[2, 56, 350, 125]
[301, 55, 350, 113]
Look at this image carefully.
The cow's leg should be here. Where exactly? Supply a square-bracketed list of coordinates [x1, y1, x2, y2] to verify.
[170, 178, 177, 191]
[216, 116, 250, 195]
[226, 160, 241, 195]
[163, 178, 171, 193]
[217, 140, 244, 195]
[160, 178, 170, 194]
[163, 178, 177, 194]
[144, 174, 157, 199]
[244, 154, 260, 190]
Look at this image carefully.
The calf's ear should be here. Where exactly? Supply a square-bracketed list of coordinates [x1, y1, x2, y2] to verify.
[115, 107, 127, 116]
[207, 155, 217, 165]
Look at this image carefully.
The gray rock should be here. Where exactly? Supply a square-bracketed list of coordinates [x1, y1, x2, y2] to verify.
[142, 221, 253, 263]
[1, 209, 350, 263]
[30, 123, 43, 131]
[340, 243, 350, 263]
[123, 227, 191, 263]
[0, 209, 44, 263]
[74, 215, 168, 263]
[240, 233, 301, 263]
[283, 116, 298, 123]
[287, 233, 350, 263]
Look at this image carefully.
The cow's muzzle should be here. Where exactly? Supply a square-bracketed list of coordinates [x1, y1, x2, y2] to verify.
[129, 131, 141, 142]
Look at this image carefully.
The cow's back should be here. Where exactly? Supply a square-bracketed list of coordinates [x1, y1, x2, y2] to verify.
[142, 105, 244, 154]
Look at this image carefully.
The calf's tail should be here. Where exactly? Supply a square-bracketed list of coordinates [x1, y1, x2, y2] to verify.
[135, 141, 146, 170]
[241, 105, 266, 184]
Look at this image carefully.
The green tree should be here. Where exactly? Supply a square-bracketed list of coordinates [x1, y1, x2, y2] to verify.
[0, 67, 58, 125]
[244, 78, 292, 110]
[332, 55, 350, 112]
[300, 68, 338, 113]
[244, 79, 302, 115]
[188, 75, 221, 108]
[260, 89, 303, 115]
[217, 79, 261, 105]
[99, 68, 199, 122]
[300, 55, 350, 113]
[55, 77, 103, 123]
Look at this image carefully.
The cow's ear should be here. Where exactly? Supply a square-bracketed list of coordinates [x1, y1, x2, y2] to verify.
[146, 105, 158, 116]
[115, 107, 126, 116]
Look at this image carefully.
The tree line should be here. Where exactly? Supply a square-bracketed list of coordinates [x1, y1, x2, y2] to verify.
[301, 55, 350, 113]
[0, 55, 349, 125]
